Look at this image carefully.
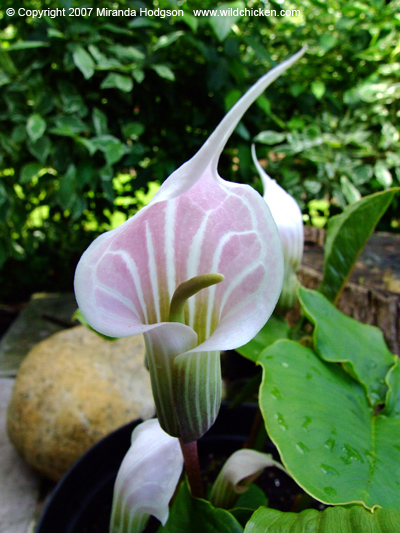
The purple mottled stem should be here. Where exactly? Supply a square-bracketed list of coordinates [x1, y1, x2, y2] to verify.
[179, 439, 205, 499]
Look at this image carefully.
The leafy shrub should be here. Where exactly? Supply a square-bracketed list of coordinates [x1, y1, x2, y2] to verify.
[0, 0, 399, 299]
[253, 0, 400, 227]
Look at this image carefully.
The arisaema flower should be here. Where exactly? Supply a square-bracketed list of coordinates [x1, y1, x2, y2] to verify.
[110, 419, 183, 533]
[74, 49, 305, 443]
[252, 144, 304, 310]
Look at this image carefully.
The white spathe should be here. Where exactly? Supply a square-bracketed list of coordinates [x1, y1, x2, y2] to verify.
[74, 49, 306, 442]
[110, 419, 183, 533]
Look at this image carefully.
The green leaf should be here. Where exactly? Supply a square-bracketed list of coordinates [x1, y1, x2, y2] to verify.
[47, 28, 65, 39]
[87, 44, 119, 70]
[72, 46, 95, 80]
[236, 315, 290, 363]
[11, 125, 27, 143]
[380, 122, 399, 150]
[100, 73, 133, 92]
[26, 114, 46, 143]
[100, 23, 133, 36]
[6, 41, 50, 50]
[182, 13, 199, 32]
[92, 108, 108, 136]
[311, 81, 326, 100]
[92, 135, 120, 152]
[289, 83, 306, 98]
[209, 1, 245, 42]
[108, 44, 145, 61]
[72, 309, 118, 341]
[0, 71, 10, 87]
[244, 506, 400, 533]
[153, 31, 185, 51]
[50, 116, 87, 137]
[159, 481, 243, 533]
[235, 483, 268, 510]
[259, 340, 400, 509]
[58, 165, 77, 210]
[133, 68, 145, 84]
[151, 65, 175, 81]
[106, 144, 125, 166]
[122, 122, 145, 140]
[340, 176, 361, 204]
[382, 359, 400, 417]
[70, 195, 87, 221]
[128, 17, 158, 28]
[92, 135, 125, 165]
[225, 89, 242, 112]
[256, 96, 271, 116]
[75, 137, 97, 156]
[318, 34, 338, 54]
[0, 50, 17, 75]
[253, 131, 286, 145]
[298, 287, 395, 407]
[353, 165, 373, 185]
[27, 135, 51, 163]
[57, 80, 86, 115]
[230, 485, 268, 528]
[20, 162, 42, 184]
[374, 161, 393, 188]
[319, 189, 399, 303]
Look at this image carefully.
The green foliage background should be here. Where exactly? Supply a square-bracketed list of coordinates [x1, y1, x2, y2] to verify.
[0, 0, 399, 300]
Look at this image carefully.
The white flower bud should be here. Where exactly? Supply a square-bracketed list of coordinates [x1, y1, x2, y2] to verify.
[252, 144, 304, 310]
[210, 448, 286, 509]
[110, 419, 183, 533]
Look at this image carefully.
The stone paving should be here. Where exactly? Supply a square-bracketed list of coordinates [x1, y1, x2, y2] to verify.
[0, 377, 41, 533]
[0, 293, 77, 377]
[0, 294, 76, 532]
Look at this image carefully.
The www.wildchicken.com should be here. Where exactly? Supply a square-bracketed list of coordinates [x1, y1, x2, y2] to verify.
[8, 6, 300, 19]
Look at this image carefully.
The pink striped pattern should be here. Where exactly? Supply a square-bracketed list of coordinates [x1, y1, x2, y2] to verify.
[74, 166, 283, 351]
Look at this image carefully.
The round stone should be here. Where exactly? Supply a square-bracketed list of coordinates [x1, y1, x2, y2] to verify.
[7, 326, 154, 481]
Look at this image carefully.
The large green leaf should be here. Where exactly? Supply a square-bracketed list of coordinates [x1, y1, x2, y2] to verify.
[230, 485, 269, 528]
[244, 506, 400, 533]
[319, 189, 398, 303]
[298, 287, 396, 408]
[259, 340, 400, 509]
[236, 315, 290, 363]
[159, 481, 243, 533]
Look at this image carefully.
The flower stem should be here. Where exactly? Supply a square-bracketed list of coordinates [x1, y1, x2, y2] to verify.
[179, 439, 205, 499]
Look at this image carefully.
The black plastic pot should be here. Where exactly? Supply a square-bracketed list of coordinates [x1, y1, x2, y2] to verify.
[35, 403, 260, 533]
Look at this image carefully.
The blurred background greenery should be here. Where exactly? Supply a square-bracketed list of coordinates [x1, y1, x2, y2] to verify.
[0, 0, 399, 301]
